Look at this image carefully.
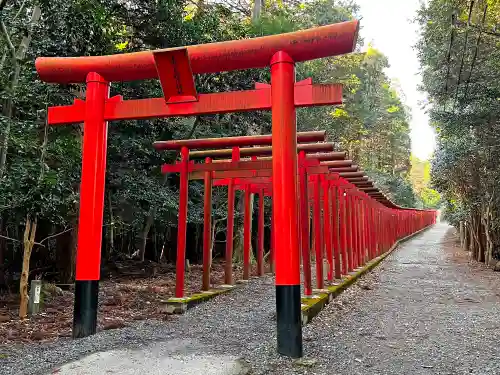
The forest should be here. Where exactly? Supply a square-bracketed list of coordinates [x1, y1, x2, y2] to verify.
[0, 0, 438, 296]
[417, 0, 500, 265]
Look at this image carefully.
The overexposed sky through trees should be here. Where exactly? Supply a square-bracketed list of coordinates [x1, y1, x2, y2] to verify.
[355, 0, 436, 160]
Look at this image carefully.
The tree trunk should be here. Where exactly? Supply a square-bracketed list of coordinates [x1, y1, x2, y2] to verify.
[464, 221, 470, 252]
[0, 6, 41, 178]
[138, 211, 155, 262]
[469, 219, 477, 260]
[108, 191, 114, 254]
[0, 217, 5, 288]
[0, 62, 20, 178]
[459, 221, 464, 248]
[476, 214, 485, 263]
[252, 0, 263, 23]
[19, 216, 37, 319]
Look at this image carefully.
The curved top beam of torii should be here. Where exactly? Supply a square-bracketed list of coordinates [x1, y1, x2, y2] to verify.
[35, 20, 359, 84]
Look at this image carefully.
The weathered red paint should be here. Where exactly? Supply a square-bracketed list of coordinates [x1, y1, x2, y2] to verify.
[36, 21, 359, 83]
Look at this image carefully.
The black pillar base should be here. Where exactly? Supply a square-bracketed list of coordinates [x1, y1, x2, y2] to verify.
[276, 284, 303, 358]
[73, 280, 99, 338]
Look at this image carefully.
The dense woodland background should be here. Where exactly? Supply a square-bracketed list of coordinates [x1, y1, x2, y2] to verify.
[0, 0, 440, 291]
[416, 0, 500, 264]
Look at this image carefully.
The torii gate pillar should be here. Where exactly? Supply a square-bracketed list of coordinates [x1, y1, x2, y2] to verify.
[73, 72, 109, 338]
[271, 51, 302, 358]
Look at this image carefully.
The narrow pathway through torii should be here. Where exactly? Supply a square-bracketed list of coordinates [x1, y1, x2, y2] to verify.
[4, 223, 500, 375]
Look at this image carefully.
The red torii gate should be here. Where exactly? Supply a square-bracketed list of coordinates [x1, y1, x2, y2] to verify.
[186, 146, 349, 296]
[36, 20, 359, 357]
[158, 132, 332, 297]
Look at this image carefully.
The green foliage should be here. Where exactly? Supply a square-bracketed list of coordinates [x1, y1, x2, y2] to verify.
[417, 0, 500, 260]
[420, 187, 442, 209]
[409, 154, 441, 209]
[367, 170, 418, 208]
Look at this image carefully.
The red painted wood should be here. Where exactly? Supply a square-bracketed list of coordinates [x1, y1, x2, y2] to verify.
[189, 143, 333, 159]
[175, 147, 189, 298]
[224, 148, 239, 285]
[257, 190, 265, 276]
[243, 186, 252, 280]
[331, 184, 341, 279]
[75, 72, 109, 281]
[313, 175, 323, 289]
[271, 51, 300, 287]
[48, 84, 342, 126]
[202, 157, 213, 291]
[322, 176, 333, 281]
[298, 151, 312, 296]
[36, 21, 359, 83]
[153, 48, 198, 103]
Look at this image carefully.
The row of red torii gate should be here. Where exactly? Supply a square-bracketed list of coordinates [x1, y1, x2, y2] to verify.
[156, 131, 436, 299]
[35, 19, 436, 358]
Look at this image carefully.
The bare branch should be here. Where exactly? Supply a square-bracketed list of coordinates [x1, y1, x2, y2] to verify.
[39, 227, 74, 244]
[0, 20, 16, 59]
[16, 6, 41, 60]
[0, 234, 20, 243]
[0, 48, 6, 71]
[13, 0, 26, 21]
[0, 234, 45, 247]
[0, 0, 8, 12]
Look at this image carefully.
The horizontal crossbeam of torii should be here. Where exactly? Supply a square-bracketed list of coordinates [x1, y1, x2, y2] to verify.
[47, 81, 343, 125]
[36, 22, 359, 83]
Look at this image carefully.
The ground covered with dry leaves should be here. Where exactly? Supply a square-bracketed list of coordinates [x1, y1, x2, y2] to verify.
[0, 261, 238, 345]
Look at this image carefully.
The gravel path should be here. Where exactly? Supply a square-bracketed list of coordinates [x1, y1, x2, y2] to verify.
[2, 223, 500, 374]
[279, 223, 500, 375]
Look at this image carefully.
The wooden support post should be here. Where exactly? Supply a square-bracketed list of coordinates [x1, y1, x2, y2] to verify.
[257, 190, 265, 276]
[202, 157, 213, 291]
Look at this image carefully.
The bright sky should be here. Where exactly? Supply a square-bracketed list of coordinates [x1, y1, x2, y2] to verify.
[355, 0, 436, 160]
